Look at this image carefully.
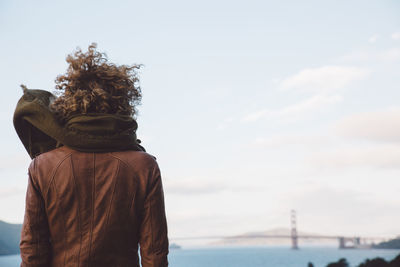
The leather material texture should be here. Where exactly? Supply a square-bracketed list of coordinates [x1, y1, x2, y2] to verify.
[20, 146, 168, 267]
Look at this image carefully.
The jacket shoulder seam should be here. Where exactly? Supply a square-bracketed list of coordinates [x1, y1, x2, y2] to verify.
[108, 153, 130, 168]
[43, 152, 74, 198]
[108, 152, 157, 170]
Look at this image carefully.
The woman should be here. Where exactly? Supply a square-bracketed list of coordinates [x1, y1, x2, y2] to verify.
[13, 44, 169, 267]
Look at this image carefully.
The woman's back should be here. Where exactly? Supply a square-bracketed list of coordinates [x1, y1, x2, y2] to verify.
[20, 146, 168, 267]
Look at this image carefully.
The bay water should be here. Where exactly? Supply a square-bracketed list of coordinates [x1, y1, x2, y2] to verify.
[1, 247, 398, 267]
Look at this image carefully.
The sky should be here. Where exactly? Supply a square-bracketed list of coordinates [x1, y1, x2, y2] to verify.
[1, 0, 400, 246]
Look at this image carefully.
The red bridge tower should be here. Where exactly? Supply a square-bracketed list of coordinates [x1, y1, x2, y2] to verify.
[291, 209, 298, 249]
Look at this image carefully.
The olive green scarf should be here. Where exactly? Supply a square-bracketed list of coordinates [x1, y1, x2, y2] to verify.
[13, 87, 144, 159]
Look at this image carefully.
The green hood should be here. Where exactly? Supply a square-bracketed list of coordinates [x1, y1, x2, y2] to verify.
[13, 87, 144, 159]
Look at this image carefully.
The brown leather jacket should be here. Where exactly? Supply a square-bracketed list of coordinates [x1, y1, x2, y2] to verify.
[20, 146, 169, 267]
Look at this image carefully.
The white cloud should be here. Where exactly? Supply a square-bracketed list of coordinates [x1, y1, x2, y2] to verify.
[165, 177, 266, 195]
[334, 107, 400, 142]
[375, 47, 400, 60]
[217, 117, 234, 130]
[242, 94, 342, 122]
[278, 94, 342, 115]
[280, 66, 369, 92]
[340, 47, 400, 62]
[308, 144, 400, 170]
[0, 154, 31, 172]
[241, 109, 269, 122]
[0, 186, 25, 199]
[368, 34, 379, 43]
[242, 65, 368, 123]
[391, 32, 400, 40]
[250, 135, 329, 148]
[164, 178, 226, 195]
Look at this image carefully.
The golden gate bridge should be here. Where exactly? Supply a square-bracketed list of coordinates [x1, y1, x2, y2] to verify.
[170, 210, 387, 249]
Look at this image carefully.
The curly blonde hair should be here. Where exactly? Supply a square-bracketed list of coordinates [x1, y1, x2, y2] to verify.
[51, 43, 142, 120]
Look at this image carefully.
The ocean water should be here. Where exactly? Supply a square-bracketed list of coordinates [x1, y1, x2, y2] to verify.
[1, 247, 398, 267]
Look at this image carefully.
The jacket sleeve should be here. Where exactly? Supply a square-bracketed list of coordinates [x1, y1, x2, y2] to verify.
[20, 161, 51, 267]
[139, 162, 169, 267]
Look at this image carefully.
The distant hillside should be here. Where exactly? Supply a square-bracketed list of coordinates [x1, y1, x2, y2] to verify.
[373, 237, 400, 249]
[211, 228, 337, 246]
[0, 220, 22, 255]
